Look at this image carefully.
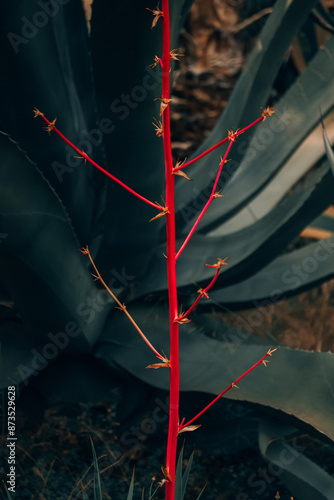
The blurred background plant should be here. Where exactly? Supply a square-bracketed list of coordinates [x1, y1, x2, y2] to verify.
[1, 0, 334, 498]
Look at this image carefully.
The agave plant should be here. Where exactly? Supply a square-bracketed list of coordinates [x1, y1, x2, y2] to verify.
[1, 0, 334, 498]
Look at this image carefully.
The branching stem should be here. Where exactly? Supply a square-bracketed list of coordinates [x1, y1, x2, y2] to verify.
[175, 139, 234, 261]
[173, 116, 264, 172]
[34, 109, 163, 212]
[175, 258, 228, 322]
[80, 246, 165, 362]
[178, 348, 278, 432]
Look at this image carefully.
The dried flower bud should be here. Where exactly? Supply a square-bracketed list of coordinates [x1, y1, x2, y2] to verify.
[33, 107, 43, 118]
[261, 106, 276, 120]
[152, 117, 163, 137]
[43, 117, 57, 135]
[178, 424, 201, 435]
[146, 3, 163, 28]
[150, 55, 162, 68]
[170, 48, 184, 61]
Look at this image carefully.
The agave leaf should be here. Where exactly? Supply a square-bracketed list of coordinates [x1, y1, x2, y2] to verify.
[96, 302, 334, 440]
[90, 0, 194, 279]
[0, 319, 37, 388]
[175, 0, 319, 227]
[312, 2, 334, 33]
[0, 133, 111, 353]
[322, 120, 334, 175]
[259, 419, 334, 500]
[139, 160, 334, 296]
[1, 0, 105, 246]
[208, 114, 334, 236]
[90, 436, 103, 500]
[177, 34, 334, 234]
[207, 235, 334, 307]
[309, 213, 334, 232]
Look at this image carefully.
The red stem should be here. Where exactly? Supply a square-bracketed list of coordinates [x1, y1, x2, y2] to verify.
[160, 1, 180, 498]
[175, 265, 221, 321]
[178, 349, 277, 431]
[175, 139, 234, 261]
[37, 113, 162, 211]
[173, 116, 264, 172]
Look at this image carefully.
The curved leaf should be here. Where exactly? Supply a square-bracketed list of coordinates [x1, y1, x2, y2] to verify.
[138, 160, 334, 296]
[95, 302, 334, 440]
[1, 0, 105, 245]
[174, 0, 319, 230]
[0, 133, 111, 352]
[177, 34, 334, 234]
[207, 236, 334, 307]
[209, 114, 334, 236]
[259, 419, 334, 499]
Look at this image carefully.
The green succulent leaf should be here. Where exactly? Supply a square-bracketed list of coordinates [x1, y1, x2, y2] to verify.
[139, 160, 334, 296]
[0, 134, 111, 370]
[175, 0, 319, 227]
[259, 419, 334, 500]
[322, 120, 334, 175]
[1, 0, 106, 246]
[95, 302, 334, 440]
[207, 236, 334, 307]
[177, 34, 334, 234]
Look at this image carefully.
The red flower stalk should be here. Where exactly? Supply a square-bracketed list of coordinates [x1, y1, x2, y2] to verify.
[159, 1, 180, 497]
[35, 2, 277, 494]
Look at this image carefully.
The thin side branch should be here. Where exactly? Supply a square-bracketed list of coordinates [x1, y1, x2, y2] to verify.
[33, 109, 163, 212]
[178, 348, 278, 432]
[174, 258, 228, 323]
[80, 246, 166, 362]
[173, 111, 273, 172]
[175, 140, 234, 261]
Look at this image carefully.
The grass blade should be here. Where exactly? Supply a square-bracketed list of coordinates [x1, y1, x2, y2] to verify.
[195, 483, 207, 500]
[127, 468, 135, 500]
[90, 436, 103, 500]
[175, 447, 184, 500]
[80, 487, 90, 500]
[182, 450, 194, 500]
